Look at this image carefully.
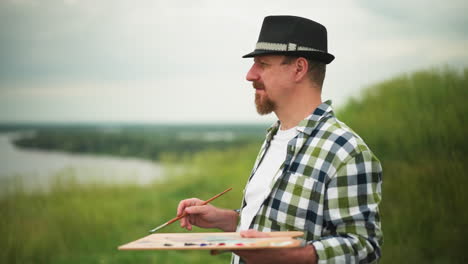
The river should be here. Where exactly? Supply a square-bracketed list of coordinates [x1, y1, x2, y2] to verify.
[0, 132, 165, 195]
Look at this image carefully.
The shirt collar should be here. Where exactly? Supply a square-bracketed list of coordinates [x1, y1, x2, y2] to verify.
[297, 100, 334, 135]
[265, 100, 334, 140]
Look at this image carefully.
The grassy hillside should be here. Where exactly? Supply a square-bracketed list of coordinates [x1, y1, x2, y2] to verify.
[1, 66, 467, 263]
[337, 66, 468, 263]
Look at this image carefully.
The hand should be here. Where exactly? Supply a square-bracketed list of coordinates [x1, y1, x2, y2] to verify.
[177, 198, 238, 232]
[231, 230, 317, 264]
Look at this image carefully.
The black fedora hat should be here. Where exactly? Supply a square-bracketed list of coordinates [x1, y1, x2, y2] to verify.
[242, 15, 335, 64]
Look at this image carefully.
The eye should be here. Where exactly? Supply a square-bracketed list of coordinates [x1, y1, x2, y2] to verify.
[259, 61, 269, 68]
[253, 59, 269, 69]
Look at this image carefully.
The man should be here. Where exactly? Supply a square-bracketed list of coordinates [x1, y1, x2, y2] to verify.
[177, 15, 383, 264]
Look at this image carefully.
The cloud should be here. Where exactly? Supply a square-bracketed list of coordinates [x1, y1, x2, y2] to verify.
[0, 0, 467, 122]
[0, 0, 259, 85]
[358, 0, 468, 38]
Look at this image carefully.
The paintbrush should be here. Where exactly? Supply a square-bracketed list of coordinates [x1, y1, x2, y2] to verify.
[149, 187, 233, 233]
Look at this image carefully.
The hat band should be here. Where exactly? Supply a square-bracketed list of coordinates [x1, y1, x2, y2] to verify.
[255, 42, 324, 53]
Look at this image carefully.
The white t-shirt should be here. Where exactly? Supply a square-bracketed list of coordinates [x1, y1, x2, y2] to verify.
[239, 125, 299, 231]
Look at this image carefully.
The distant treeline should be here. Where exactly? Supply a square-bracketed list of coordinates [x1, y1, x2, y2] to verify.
[9, 124, 269, 160]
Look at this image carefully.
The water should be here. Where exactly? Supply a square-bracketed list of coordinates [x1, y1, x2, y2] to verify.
[0, 132, 165, 194]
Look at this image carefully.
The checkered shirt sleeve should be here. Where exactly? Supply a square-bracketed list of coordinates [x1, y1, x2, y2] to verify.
[237, 101, 383, 264]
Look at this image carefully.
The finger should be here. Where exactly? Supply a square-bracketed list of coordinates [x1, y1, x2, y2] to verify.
[184, 213, 194, 230]
[180, 216, 186, 228]
[177, 199, 192, 216]
[178, 198, 199, 228]
[177, 200, 187, 216]
[181, 212, 189, 228]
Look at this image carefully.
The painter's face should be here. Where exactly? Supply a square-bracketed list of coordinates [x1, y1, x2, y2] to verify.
[245, 55, 294, 115]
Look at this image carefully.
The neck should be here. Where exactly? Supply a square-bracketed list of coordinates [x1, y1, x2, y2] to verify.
[275, 82, 322, 130]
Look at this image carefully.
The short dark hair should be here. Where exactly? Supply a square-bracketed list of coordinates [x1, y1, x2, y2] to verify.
[281, 56, 326, 88]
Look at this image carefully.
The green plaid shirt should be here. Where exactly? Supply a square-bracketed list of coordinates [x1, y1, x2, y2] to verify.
[236, 100, 382, 263]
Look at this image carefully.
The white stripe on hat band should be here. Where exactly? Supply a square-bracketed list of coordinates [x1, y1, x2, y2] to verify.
[255, 42, 287, 51]
[255, 42, 323, 53]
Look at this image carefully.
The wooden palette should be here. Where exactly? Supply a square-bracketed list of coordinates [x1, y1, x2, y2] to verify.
[118, 231, 304, 251]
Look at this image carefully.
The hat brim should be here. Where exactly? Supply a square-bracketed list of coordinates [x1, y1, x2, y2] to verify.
[242, 50, 335, 64]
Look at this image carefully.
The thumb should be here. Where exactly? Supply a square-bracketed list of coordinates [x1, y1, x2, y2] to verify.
[185, 205, 208, 215]
[240, 229, 270, 238]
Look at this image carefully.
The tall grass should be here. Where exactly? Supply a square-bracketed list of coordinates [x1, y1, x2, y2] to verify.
[1, 66, 467, 263]
[337, 66, 468, 263]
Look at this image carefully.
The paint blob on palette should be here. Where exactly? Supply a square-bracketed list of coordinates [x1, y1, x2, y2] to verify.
[118, 231, 304, 251]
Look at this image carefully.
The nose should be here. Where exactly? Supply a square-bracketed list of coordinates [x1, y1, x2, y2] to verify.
[246, 63, 259, 82]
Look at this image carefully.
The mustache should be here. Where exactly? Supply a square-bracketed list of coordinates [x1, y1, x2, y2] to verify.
[253, 81, 265, 90]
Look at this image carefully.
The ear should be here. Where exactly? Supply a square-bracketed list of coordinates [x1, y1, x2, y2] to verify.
[293, 57, 309, 82]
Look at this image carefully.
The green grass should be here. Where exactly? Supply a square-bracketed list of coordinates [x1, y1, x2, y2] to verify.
[1, 66, 467, 263]
[337, 66, 468, 263]
[0, 145, 260, 264]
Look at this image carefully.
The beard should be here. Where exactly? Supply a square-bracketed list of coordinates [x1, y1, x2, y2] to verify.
[253, 81, 276, 115]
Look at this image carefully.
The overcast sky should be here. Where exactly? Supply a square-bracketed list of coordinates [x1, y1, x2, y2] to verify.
[1, 0, 467, 124]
